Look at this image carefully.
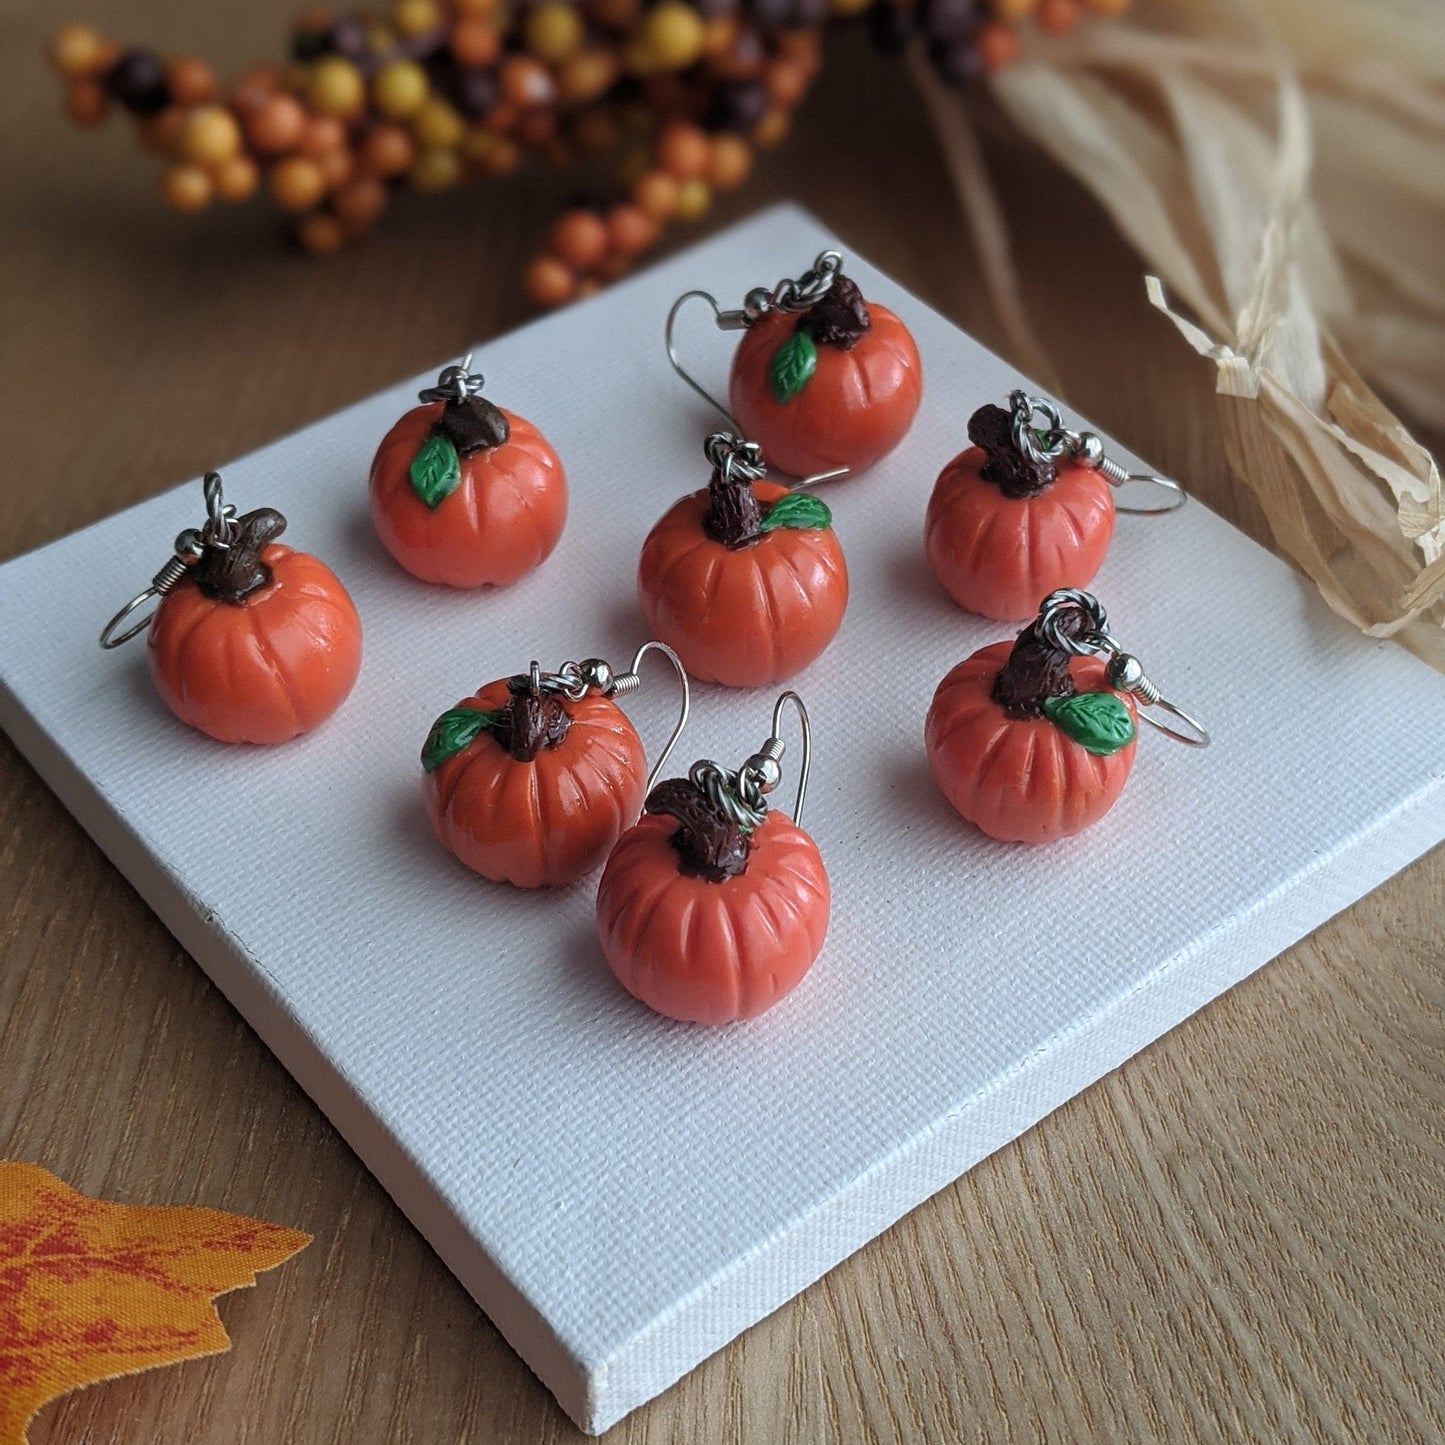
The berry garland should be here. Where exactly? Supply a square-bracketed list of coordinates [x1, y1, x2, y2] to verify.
[47, 0, 1133, 306]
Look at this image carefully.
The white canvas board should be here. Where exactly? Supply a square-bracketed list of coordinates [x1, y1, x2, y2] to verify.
[2, 205, 1442, 1433]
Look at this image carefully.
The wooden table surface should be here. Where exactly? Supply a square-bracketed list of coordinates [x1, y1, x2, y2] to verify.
[3, 4, 1442, 1441]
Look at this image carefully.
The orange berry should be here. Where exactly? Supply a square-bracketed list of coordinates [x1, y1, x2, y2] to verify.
[483, 101, 519, 134]
[524, 255, 575, 308]
[455, 0, 501, 13]
[477, 133, 520, 175]
[750, 107, 789, 149]
[1084, 0, 1130, 12]
[301, 115, 348, 157]
[516, 106, 559, 147]
[607, 202, 658, 254]
[450, 16, 502, 66]
[49, 24, 109, 77]
[763, 58, 809, 108]
[360, 123, 414, 175]
[213, 153, 260, 201]
[65, 78, 109, 127]
[299, 211, 346, 254]
[559, 48, 619, 103]
[270, 155, 327, 210]
[632, 168, 678, 219]
[500, 56, 557, 109]
[702, 16, 738, 60]
[1038, 0, 1081, 32]
[674, 176, 710, 221]
[179, 105, 243, 167]
[656, 119, 710, 181]
[549, 209, 610, 270]
[162, 162, 212, 212]
[991, 0, 1039, 18]
[976, 21, 1020, 69]
[245, 93, 308, 153]
[333, 175, 387, 230]
[233, 63, 284, 100]
[317, 145, 354, 188]
[707, 133, 751, 190]
[166, 56, 217, 105]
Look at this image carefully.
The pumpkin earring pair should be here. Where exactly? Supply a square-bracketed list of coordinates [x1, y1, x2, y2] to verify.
[100, 471, 363, 745]
[420, 642, 689, 889]
[926, 589, 1209, 845]
[925, 391, 1185, 622]
[598, 690, 829, 1026]
[666, 249, 923, 482]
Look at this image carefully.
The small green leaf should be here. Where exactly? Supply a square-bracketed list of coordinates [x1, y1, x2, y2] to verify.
[421, 707, 499, 773]
[409, 432, 462, 509]
[767, 331, 817, 404]
[759, 492, 833, 533]
[1042, 692, 1137, 756]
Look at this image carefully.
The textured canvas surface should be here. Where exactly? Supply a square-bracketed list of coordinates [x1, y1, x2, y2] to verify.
[3, 206, 1443, 1434]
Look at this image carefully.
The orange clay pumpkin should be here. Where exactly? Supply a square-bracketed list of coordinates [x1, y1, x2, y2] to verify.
[421, 672, 647, 889]
[596, 776, 830, 1024]
[925, 610, 1139, 845]
[925, 402, 1115, 622]
[145, 503, 362, 745]
[369, 364, 566, 589]
[637, 437, 847, 688]
[728, 266, 922, 480]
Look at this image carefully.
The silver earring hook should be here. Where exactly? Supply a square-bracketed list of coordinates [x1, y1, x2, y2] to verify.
[666, 290, 743, 430]
[626, 640, 691, 795]
[99, 470, 235, 649]
[1035, 588, 1210, 747]
[768, 689, 812, 827]
[1009, 391, 1186, 514]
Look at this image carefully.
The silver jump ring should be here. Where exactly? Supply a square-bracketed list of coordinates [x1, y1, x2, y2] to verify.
[1036, 588, 1110, 656]
[419, 353, 485, 405]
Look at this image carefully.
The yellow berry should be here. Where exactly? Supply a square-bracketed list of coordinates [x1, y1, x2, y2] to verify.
[991, 0, 1039, 17]
[410, 146, 463, 191]
[162, 163, 212, 212]
[393, 0, 442, 37]
[637, 2, 705, 72]
[413, 96, 465, 149]
[49, 24, 106, 78]
[373, 59, 431, 119]
[674, 177, 710, 221]
[525, 2, 585, 63]
[707, 134, 751, 190]
[308, 56, 366, 118]
[178, 105, 242, 167]
[524, 255, 575, 307]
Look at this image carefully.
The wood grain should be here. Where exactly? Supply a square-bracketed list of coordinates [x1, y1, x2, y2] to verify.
[3, 4, 1442, 1441]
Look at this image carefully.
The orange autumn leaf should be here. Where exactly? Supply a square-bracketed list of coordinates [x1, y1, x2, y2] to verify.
[0, 1161, 310, 1445]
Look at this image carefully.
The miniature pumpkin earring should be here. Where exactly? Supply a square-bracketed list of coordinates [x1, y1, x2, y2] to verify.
[666, 249, 922, 480]
[925, 589, 1208, 846]
[596, 690, 829, 1025]
[637, 431, 848, 688]
[925, 391, 1185, 622]
[420, 641, 689, 890]
[100, 471, 362, 745]
[369, 354, 567, 589]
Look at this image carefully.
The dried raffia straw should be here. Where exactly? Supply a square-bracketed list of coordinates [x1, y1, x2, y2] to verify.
[916, 0, 1445, 668]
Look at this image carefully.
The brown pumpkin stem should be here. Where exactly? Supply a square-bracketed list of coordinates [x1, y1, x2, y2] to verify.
[969, 403, 1056, 500]
[991, 610, 1093, 718]
[491, 676, 570, 761]
[434, 394, 510, 455]
[192, 508, 286, 604]
[798, 273, 870, 351]
[646, 777, 750, 882]
[702, 466, 762, 549]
